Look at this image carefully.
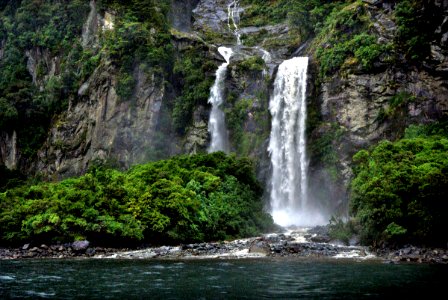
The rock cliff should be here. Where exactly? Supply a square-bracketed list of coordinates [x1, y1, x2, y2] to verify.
[0, 0, 446, 217]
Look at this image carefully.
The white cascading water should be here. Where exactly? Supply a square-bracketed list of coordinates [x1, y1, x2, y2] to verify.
[268, 57, 326, 227]
[228, 0, 242, 45]
[207, 47, 233, 153]
[258, 47, 272, 76]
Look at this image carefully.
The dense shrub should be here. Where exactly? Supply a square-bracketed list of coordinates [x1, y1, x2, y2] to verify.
[0, 153, 273, 246]
[172, 48, 216, 133]
[350, 123, 448, 247]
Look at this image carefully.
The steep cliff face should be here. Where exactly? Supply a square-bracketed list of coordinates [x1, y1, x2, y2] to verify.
[34, 0, 221, 179]
[35, 59, 173, 179]
[1, 0, 446, 219]
[169, 0, 200, 32]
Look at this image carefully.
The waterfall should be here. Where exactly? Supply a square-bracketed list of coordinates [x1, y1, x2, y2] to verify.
[268, 57, 325, 227]
[207, 47, 233, 153]
[228, 0, 242, 45]
[258, 47, 272, 76]
[82, 0, 97, 48]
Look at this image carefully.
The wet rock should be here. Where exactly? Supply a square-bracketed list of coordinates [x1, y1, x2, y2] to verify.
[286, 242, 303, 254]
[72, 240, 90, 251]
[22, 244, 30, 250]
[249, 239, 270, 255]
[310, 236, 331, 243]
[349, 236, 360, 246]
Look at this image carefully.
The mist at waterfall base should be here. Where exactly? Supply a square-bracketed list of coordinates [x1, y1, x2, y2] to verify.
[268, 57, 329, 228]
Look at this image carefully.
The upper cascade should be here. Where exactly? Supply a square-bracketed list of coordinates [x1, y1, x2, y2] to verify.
[207, 47, 233, 153]
[228, 0, 242, 45]
[268, 57, 326, 227]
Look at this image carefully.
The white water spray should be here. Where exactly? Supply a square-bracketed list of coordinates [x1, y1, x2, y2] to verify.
[268, 57, 326, 227]
[207, 47, 233, 153]
[228, 0, 242, 45]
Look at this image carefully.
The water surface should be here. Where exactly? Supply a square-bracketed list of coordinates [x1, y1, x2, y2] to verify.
[1, 258, 446, 299]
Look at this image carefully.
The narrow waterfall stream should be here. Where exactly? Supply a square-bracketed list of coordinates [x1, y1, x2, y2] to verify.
[268, 57, 326, 227]
[228, 0, 241, 45]
[207, 47, 233, 153]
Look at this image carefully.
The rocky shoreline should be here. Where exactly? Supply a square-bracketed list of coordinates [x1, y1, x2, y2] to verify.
[1, 227, 447, 264]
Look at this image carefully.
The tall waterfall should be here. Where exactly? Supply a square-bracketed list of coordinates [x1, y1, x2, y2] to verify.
[208, 47, 233, 153]
[228, 0, 241, 45]
[268, 57, 325, 227]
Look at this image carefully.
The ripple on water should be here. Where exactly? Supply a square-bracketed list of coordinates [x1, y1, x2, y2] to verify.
[143, 271, 161, 275]
[207, 275, 221, 281]
[37, 275, 63, 281]
[152, 265, 165, 270]
[0, 275, 15, 280]
[25, 290, 56, 298]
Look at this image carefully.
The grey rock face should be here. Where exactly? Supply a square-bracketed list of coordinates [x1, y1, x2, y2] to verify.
[193, 0, 236, 35]
[82, 0, 100, 48]
[0, 131, 18, 170]
[25, 47, 60, 89]
[36, 61, 175, 179]
[0, 39, 5, 60]
[169, 0, 200, 32]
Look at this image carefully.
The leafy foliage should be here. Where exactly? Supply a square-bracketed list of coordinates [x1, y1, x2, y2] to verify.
[314, 2, 390, 78]
[0, 153, 273, 246]
[328, 217, 360, 245]
[350, 124, 448, 246]
[172, 48, 216, 133]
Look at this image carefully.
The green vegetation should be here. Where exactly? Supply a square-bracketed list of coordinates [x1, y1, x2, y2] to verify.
[238, 0, 345, 50]
[394, 0, 432, 61]
[314, 1, 390, 78]
[172, 47, 216, 134]
[350, 122, 448, 247]
[328, 217, 360, 245]
[376, 91, 417, 124]
[234, 56, 265, 74]
[0, 0, 91, 158]
[240, 0, 343, 35]
[0, 153, 273, 246]
[0, 0, 179, 186]
[100, 0, 173, 99]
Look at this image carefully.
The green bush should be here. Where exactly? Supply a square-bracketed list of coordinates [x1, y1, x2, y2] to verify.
[0, 153, 273, 246]
[172, 49, 216, 133]
[350, 124, 448, 246]
[235, 56, 265, 73]
[328, 216, 360, 245]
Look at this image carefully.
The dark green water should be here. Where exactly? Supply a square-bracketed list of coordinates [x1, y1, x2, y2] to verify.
[1, 258, 446, 299]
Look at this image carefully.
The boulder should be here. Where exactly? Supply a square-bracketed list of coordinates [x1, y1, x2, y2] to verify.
[248, 239, 270, 255]
[72, 240, 90, 251]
